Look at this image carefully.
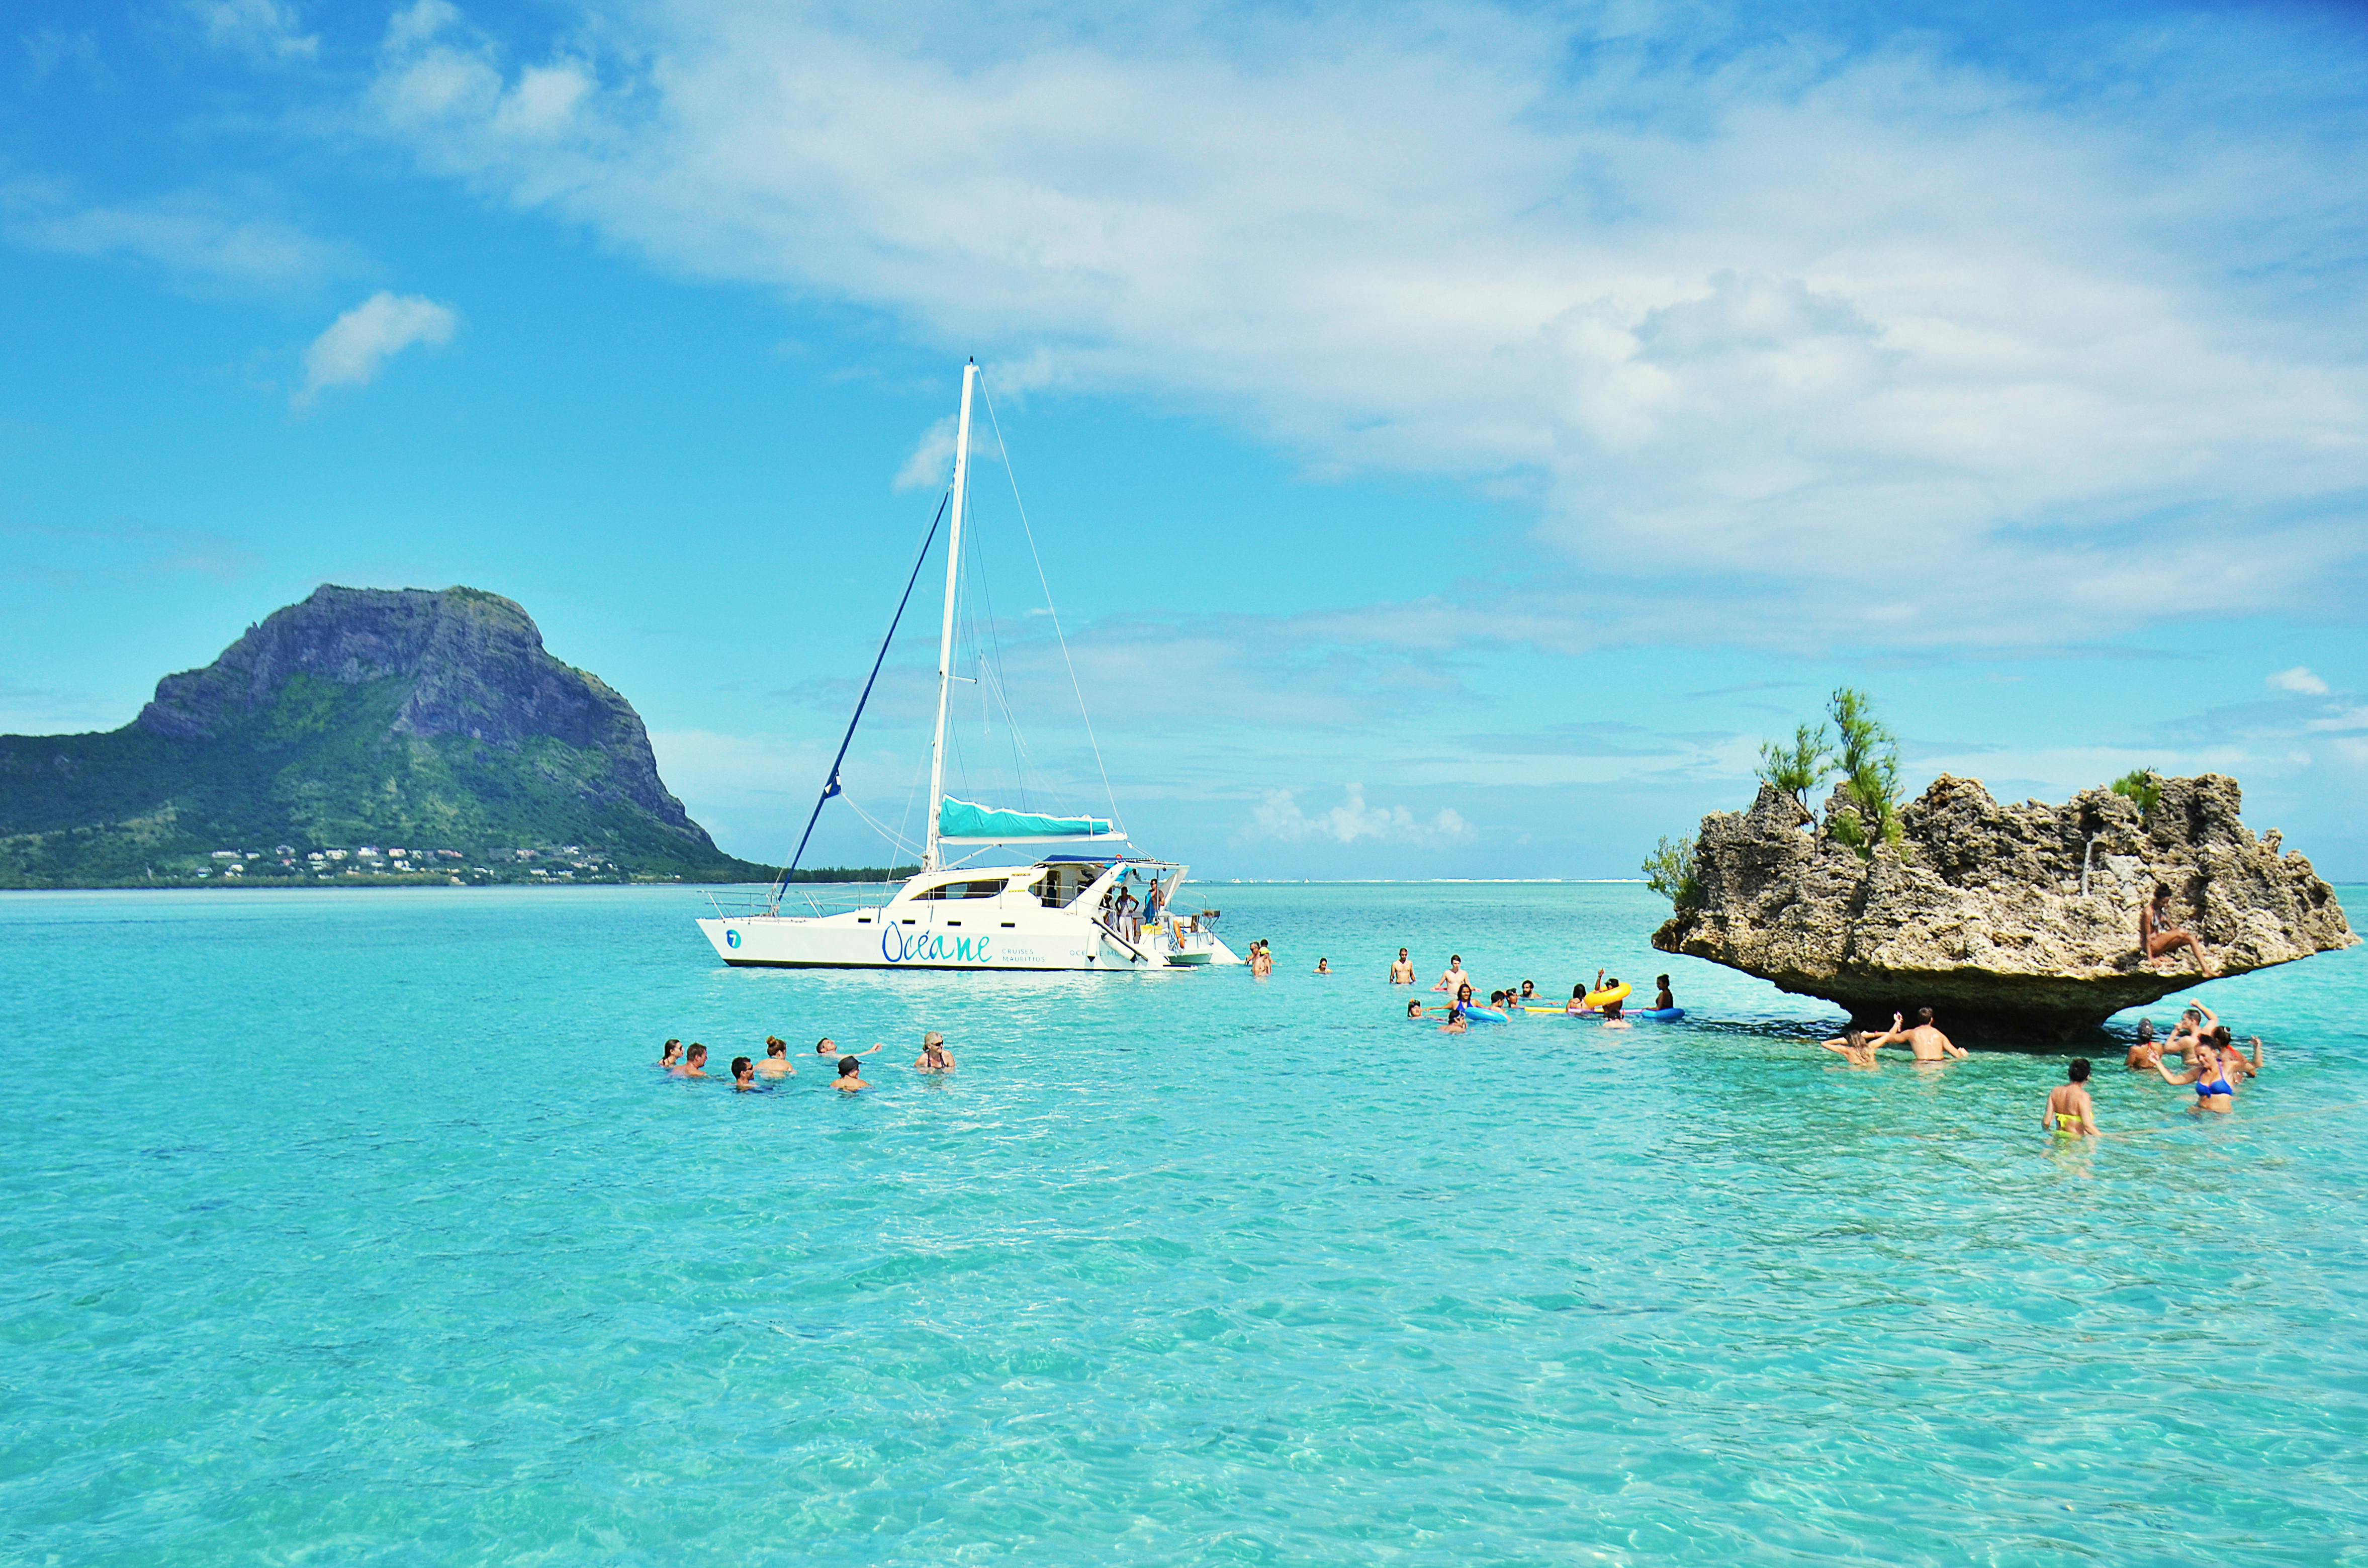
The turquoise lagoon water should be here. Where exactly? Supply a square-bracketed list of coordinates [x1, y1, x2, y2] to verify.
[3, 881, 2364, 1566]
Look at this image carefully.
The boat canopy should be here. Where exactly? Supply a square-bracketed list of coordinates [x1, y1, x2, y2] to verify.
[937, 797, 1122, 843]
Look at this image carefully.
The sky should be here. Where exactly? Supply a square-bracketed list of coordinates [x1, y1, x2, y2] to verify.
[4, 0, 2366, 879]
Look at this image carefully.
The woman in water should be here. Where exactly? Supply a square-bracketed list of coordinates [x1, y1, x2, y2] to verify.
[2208, 1026, 2263, 1081]
[914, 1031, 956, 1072]
[756, 1037, 796, 1078]
[1316, 958, 1330, 975]
[1819, 1029, 1887, 1068]
[2044, 1058, 2098, 1137]
[658, 1040, 682, 1069]
[815, 1038, 882, 1059]
[1652, 975, 1675, 1012]
[836, 1055, 872, 1092]
[2125, 1019, 2161, 1071]
[2157, 1037, 2248, 1112]
[1406, 998, 1427, 1020]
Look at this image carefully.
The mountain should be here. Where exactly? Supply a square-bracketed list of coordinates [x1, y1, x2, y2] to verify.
[0, 586, 773, 888]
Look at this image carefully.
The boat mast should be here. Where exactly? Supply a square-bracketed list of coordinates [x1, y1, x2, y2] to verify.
[922, 360, 977, 872]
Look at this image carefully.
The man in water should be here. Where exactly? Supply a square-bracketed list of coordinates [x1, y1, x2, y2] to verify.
[731, 1056, 758, 1092]
[2125, 1019, 2162, 1071]
[836, 1055, 872, 1092]
[1434, 955, 1472, 993]
[1880, 1008, 1966, 1062]
[1390, 949, 1417, 984]
[814, 1038, 882, 1059]
[756, 1037, 796, 1078]
[2044, 1058, 2098, 1137]
[678, 1043, 710, 1079]
[1406, 998, 1427, 1019]
[2140, 884, 2214, 976]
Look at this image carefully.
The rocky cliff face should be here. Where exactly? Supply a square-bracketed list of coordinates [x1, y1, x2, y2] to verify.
[1654, 773, 2355, 1040]
[136, 586, 695, 829]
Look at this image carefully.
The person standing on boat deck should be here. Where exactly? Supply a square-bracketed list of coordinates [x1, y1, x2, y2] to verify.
[2045, 1059, 2099, 1137]
[1434, 955, 1472, 993]
[2141, 884, 2215, 976]
[1390, 949, 1417, 984]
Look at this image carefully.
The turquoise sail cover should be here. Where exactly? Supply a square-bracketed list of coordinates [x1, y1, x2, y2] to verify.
[938, 798, 1117, 840]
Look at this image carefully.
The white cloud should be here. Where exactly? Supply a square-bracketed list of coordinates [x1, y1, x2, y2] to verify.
[187, 0, 317, 62]
[297, 292, 459, 406]
[0, 178, 345, 289]
[1245, 784, 1472, 847]
[357, 2, 2368, 650]
[893, 416, 957, 492]
[2267, 666, 2330, 695]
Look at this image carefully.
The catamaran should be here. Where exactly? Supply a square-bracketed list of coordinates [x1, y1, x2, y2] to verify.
[696, 362, 1238, 972]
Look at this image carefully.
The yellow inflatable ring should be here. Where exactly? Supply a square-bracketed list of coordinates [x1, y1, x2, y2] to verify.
[1583, 981, 1632, 1009]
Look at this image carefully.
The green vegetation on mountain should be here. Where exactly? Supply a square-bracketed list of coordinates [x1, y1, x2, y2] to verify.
[0, 585, 776, 889]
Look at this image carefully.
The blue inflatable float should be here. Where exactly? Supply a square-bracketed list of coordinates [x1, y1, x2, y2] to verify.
[1628, 1006, 1686, 1022]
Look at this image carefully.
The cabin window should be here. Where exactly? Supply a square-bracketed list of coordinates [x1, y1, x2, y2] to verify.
[915, 879, 1010, 901]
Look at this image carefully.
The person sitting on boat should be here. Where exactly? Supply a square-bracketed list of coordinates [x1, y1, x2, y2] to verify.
[1390, 949, 1417, 984]
[1653, 975, 1675, 1011]
[2140, 884, 2214, 976]
[1434, 955, 1472, 993]
[914, 1031, 955, 1072]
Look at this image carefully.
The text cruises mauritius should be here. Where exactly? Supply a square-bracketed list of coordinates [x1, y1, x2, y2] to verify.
[695, 362, 1239, 972]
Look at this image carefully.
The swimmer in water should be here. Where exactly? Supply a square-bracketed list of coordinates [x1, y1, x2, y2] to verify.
[1441, 1008, 1469, 1035]
[1518, 980, 1537, 1003]
[1406, 998, 1427, 1019]
[2208, 1026, 2263, 1081]
[2158, 1037, 2245, 1113]
[836, 1054, 872, 1092]
[658, 1039, 682, 1069]
[1599, 997, 1632, 1031]
[815, 1038, 881, 1059]
[732, 1055, 757, 1092]
[1434, 955, 1471, 993]
[914, 1031, 955, 1072]
[1390, 949, 1417, 984]
[2044, 1058, 2098, 1137]
[755, 1037, 796, 1078]
[679, 1043, 710, 1079]
[1316, 958, 1330, 975]
[1566, 984, 1590, 1016]
[1819, 1028, 1889, 1068]
[1653, 974, 1674, 1011]
[2125, 1019, 2162, 1071]
[1883, 1008, 1966, 1063]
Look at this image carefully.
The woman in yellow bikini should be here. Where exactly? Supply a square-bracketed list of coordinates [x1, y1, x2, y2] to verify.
[2043, 1058, 2099, 1137]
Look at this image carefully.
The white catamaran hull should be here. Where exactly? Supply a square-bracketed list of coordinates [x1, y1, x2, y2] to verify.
[698, 901, 1236, 972]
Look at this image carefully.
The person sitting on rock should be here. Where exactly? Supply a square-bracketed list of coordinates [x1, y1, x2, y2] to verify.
[1877, 1007, 1965, 1062]
[2140, 884, 2214, 976]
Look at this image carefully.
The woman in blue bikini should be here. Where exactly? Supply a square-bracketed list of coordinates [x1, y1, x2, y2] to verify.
[2155, 1035, 2261, 1113]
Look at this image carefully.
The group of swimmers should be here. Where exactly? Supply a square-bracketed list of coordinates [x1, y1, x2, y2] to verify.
[1813, 999, 2264, 1135]
[656, 1031, 956, 1092]
[1379, 949, 1675, 1032]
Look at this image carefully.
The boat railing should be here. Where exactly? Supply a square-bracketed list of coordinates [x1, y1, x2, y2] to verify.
[704, 883, 896, 920]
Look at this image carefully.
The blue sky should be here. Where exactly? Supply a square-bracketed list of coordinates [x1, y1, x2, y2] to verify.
[5, 0, 2366, 878]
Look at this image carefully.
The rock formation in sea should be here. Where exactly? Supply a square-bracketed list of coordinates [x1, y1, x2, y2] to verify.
[1652, 773, 2356, 1040]
[0, 585, 769, 888]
